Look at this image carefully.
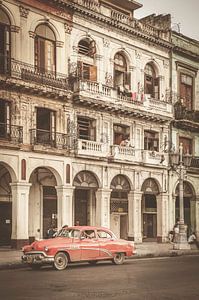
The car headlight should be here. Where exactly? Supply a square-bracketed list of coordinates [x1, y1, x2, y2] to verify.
[44, 246, 49, 252]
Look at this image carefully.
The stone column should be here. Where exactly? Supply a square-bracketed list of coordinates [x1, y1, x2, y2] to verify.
[96, 189, 112, 228]
[56, 186, 74, 229]
[128, 191, 142, 243]
[157, 193, 169, 243]
[10, 182, 31, 249]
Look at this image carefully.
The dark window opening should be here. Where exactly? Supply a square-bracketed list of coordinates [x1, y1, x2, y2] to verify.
[179, 137, 192, 155]
[144, 64, 159, 99]
[0, 100, 10, 138]
[78, 38, 96, 57]
[114, 53, 130, 93]
[35, 24, 56, 73]
[144, 130, 159, 151]
[0, 9, 11, 74]
[180, 73, 193, 111]
[36, 108, 56, 145]
[77, 116, 96, 141]
[77, 61, 97, 82]
[113, 124, 130, 145]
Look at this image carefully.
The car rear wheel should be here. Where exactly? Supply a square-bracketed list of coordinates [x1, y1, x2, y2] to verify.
[112, 253, 125, 265]
[54, 252, 68, 271]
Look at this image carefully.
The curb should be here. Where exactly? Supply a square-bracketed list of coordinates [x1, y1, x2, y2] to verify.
[0, 251, 199, 271]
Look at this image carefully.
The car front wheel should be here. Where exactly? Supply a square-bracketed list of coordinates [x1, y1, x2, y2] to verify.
[112, 253, 125, 265]
[54, 252, 68, 271]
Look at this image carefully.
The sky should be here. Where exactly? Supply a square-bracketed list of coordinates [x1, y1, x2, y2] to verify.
[134, 0, 199, 41]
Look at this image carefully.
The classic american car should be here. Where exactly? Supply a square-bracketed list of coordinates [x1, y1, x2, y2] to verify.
[22, 226, 136, 270]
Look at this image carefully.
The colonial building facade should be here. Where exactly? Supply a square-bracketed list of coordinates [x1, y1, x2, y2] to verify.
[0, 0, 198, 249]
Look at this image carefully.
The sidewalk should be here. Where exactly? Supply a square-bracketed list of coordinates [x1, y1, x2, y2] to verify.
[0, 242, 199, 270]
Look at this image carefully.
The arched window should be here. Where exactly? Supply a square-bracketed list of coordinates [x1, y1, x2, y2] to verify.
[77, 38, 97, 82]
[114, 52, 130, 93]
[144, 63, 159, 99]
[0, 8, 11, 74]
[35, 24, 56, 73]
[78, 38, 96, 57]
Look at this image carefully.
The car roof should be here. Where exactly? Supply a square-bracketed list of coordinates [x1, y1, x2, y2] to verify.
[63, 226, 111, 231]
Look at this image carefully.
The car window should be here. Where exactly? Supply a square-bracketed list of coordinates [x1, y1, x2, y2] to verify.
[81, 230, 96, 239]
[97, 230, 112, 239]
[58, 229, 80, 239]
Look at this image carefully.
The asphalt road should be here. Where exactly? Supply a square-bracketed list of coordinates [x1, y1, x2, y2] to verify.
[0, 256, 199, 300]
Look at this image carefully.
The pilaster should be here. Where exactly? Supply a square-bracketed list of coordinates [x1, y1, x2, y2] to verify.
[10, 182, 31, 249]
[128, 191, 142, 243]
[56, 185, 75, 228]
[96, 189, 112, 228]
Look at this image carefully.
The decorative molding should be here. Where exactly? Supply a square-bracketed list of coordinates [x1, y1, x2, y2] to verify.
[0, 1, 3, 6]
[163, 60, 169, 69]
[105, 72, 113, 87]
[64, 22, 72, 34]
[135, 51, 141, 59]
[129, 65, 136, 71]
[19, 5, 29, 18]
[103, 38, 110, 48]
[10, 25, 20, 33]
[72, 46, 79, 53]
[95, 54, 103, 61]
[56, 41, 64, 48]
[29, 31, 36, 38]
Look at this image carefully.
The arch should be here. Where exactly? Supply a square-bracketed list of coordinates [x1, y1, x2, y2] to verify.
[110, 47, 132, 67]
[0, 5, 16, 26]
[28, 165, 62, 186]
[78, 37, 96, 57]
[110, 174, 131, 191]
[73, 33, 99, 55]
[73, 170, 99, 188]
[0, 161, 17, 182]
[174, 180, 196, 198]
[30, 19, 61, 41]
[35, 23, 56, 41]
[141, 178, 161, 195]
[0, 7, 11, 25]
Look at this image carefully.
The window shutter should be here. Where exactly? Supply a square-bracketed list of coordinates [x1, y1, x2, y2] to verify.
[154, 77, 159, 99]
[46, 40, 55, 72]
[37, 38, 45, 72]
[89, 65, 97, 82]
[50, 111, 56, 141]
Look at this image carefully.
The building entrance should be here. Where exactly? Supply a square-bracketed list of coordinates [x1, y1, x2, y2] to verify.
[0, 202, 12, 246]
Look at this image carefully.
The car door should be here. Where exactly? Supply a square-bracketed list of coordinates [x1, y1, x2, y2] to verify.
[80, 230, 99, 260]
[97, 230, 114, 259]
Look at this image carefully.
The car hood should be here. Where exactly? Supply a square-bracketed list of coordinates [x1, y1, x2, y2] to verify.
[23, 237, 74, 252]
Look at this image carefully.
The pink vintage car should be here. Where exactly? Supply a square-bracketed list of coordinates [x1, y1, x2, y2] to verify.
[22, 226, 136, 270]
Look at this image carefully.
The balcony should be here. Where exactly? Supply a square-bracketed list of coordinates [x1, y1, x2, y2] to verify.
[142, 150, 168, 166]
[0, 56, 70, 95]
[73, 80, 172, 119]
[110, 145, 137, 162]
[190, 157, 199, 169]
[0, 123, 23, 145]
[30, 129, 69, 150]
[76, 139, 108, 157]
[174, 102, 199, 132]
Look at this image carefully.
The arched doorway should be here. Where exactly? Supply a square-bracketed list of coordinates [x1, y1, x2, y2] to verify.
[141, 178, 160, 241]
[73, 171, 99, 226]
[175, 181, 196, 236]
[0, 164, 12, 246]
[29, 167, 58, 240]
[110, 175, 130, 239]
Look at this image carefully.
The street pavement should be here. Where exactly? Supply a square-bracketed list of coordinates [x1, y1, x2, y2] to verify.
[0, 242, 198, 270]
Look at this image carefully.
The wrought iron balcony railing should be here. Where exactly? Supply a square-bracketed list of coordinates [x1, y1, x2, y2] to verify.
[0, 123, 23, 144]
[174, 102, 199, 123]
[190, 157, 199, 168]
[30, 129, 69, 149]
[0, 55, 70, 91]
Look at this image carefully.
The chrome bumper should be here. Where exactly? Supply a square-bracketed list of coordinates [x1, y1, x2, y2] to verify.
[22, 251, 54, 265]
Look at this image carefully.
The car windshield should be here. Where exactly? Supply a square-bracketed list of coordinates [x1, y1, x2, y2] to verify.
[57, 228, 80, 238]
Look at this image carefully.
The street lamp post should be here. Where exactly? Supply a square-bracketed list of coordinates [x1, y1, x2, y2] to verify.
[170, 143, 192, 250]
